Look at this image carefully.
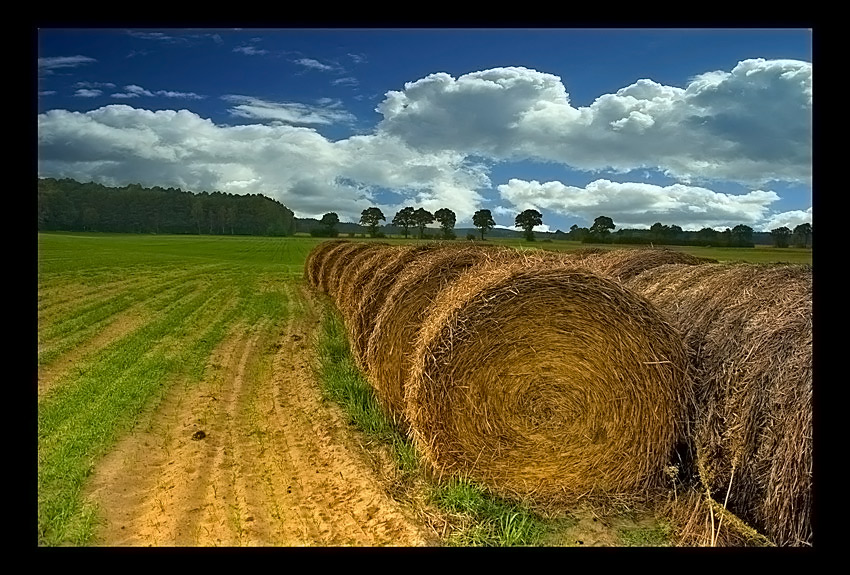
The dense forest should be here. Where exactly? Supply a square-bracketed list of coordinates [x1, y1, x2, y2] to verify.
[37, 178, 296, 236]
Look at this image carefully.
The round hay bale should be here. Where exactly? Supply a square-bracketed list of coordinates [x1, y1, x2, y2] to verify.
[317, 241, 365, 294]
[336, 245, 404, 324]
[364, 245, 519, 426]
[347, 244, 444, 369]
[325, 242, 388, 301]
[577, 247, 715, 282]
[626, 263, 812, 546]
[305, 239, 349, 289]
[404, 258, 694, 504]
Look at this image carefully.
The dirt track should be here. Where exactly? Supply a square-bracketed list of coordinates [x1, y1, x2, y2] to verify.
[85, 284, 434, 546]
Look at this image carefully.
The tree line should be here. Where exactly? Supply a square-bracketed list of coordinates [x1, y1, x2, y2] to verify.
[45, 174, 807, 249]
[314, 206, 541, 242]
[560, 217, 812, 248]
[37, 178, 296, 236]
[320, 206, 812, 249]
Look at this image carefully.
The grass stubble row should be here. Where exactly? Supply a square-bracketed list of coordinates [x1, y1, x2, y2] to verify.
[305, 241, 812, 546]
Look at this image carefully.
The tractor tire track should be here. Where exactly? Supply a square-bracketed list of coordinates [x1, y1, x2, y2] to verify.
[86, 283, 432, 546]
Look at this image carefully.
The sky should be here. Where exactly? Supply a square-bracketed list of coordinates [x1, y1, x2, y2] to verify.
[37, 28, 813, 233]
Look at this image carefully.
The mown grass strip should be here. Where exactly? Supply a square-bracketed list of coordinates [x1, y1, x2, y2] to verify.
[37, 264, 230, 367]
[316, 308, 400, 443]
[37, 234, 311, 546]
[617, 522, 674, 546]
[429, 477, 547, 547]
[38, 263, 301, 546]
[38, 280, 247, 545]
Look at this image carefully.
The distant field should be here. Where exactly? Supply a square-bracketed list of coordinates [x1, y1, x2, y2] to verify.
[297, 234, 812, 265]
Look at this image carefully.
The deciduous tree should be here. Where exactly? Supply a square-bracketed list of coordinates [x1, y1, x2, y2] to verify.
[472, 209, 495, 241]
[515, 209, 543, 241]
[793, 223, 812, 248]
[434, 208, 457, 239]
[731, 224, 754, 247]
[320, 212, 340, 237]
[392, 206, 416, 238]
[412, 208, 434, 239]
[360, 207, 386, 237]
[589, 216, 615, 242]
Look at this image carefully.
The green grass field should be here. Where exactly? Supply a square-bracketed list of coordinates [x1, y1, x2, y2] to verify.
[37, 232, 319, 545]
[37, 232, 811, 546]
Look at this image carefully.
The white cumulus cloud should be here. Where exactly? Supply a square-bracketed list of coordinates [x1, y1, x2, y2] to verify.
[222, 95, 355, 126]
[37, 105, 489, 224]
[74, 88, 102, 98]
[376, 60, 811, 186]
[497, 178, 781, 230]
[760, 207, 812, 232]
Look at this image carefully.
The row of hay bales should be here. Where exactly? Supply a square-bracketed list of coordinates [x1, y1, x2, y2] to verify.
[303, 240, 812, 546]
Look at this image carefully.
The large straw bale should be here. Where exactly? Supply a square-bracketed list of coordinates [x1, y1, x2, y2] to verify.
[404, 258, 694, 504]
[666, 486, 775, 547]
[562, 246, 608, 260]
[347, 244, 444, 368]
[578, 248, 716, 281]
[304, 239, 348, 288]
[324, 242, 388, 301]
[317, 241, 365, 294]
[626, 263, 812, 546]
[363, 245, 601, 427]
[363, 245, 519, 425]
[335, 245, 403, 323]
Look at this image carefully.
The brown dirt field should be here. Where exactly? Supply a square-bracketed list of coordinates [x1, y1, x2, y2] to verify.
[84, 284, 435, 547]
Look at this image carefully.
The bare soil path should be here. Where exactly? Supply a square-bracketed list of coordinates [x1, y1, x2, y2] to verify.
[85, 283, 434, 546]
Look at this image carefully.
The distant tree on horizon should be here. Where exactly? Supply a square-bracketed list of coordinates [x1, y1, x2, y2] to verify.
[315, 212, 340, 237]
[793, 222, 812, 248]
[434, 208, 457, 239]
[731, 224, 755, 247]
[770, 226, 792, 248]
[515, 209, 543, 241]
[568, 224, 589, 242]
[37, 177, 296, 236]
[392, 206, 416, 239]
[360, 207, 386, 237]
[589, 216, 615, 242]
[695, 227, 718, 244]
[472, 209, 495, 241]
[412, 207, 434, 239]
[191, 199, 204, 235]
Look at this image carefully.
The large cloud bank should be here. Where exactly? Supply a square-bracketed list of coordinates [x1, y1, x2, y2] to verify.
[497, 178, 783, 231]
[37, 105, 489, 221]
[38, 58, 811, 228]
[377, 59, 811, 186]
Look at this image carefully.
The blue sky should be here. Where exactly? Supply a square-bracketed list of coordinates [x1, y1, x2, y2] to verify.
[37, 28, 812, 232]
